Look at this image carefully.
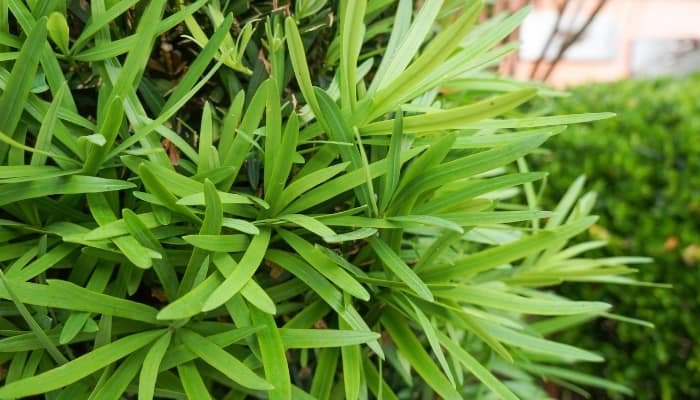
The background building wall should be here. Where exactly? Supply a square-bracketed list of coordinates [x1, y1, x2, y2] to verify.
[514, 0, 700, 87]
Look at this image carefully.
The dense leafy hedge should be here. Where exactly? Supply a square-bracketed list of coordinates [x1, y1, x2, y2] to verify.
[532, 75, 700, 399]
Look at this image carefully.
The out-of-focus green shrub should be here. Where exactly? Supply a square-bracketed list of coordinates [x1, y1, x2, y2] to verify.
[532, 74, 700, 399]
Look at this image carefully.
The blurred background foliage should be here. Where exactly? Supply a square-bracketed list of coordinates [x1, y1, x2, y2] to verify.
[530, 73, 700, 399]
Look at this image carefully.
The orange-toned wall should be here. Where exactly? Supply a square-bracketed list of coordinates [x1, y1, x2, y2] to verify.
[514, 0, 700, 87]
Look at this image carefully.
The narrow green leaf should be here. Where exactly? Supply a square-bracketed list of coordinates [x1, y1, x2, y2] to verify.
[277, 162, 350, 211]
[516, 362, 633, 395]
[46, 12, 69, 53]
[380, 109, 403, 212]
[530, 314, 599, 337]
[601, 312, 654, 329]
[123, 209, 179, 301]
[388, 215, 464, 233]
[220, 90, 244, 158]
[222, 218, 260, 235]
[413, 231, 463, 273]
[0, 241, 35, 263]
[381, 308, 460, 399]
[160, 326, 261, 371]
[20, 349, 44, 380]
[279, 328, 380, 348]
[546, 175, 586, 229]
[267, 112, 299, 213]
[364, 88, 537, 135]
[0, 271, 68, 364]
[437, 331, 519, 400]
[414, 172, 546, 214]
[338, 0, 366, 110]
[353, 127, 380, 216]
[364, 357, 399, 400]
[285, 17, 320, 116]
[71, 0, 140, 52]
[72, 36, 136, 61]
[339, 314, 363, 400]
[0, 330, 164, 398]
[0, 279, 158, 323]
[108, 0, 166, 101]
[178, 328, 273, 391]
[278, 229, 370, 301]
[459, 112, 616, 130]
[408, 298, 455, 387]
[219, 80, 271, 190]
[138, 331, 172, 400]
[454, 127, 565, 149]
[203, 229, 271, 311]
[265, 250, 383, 357]
[138, 164, 201, 223]
[59, 312, 90, 345]
[435, 210, 552, 227]
[0, 165, 62, 179]
[177, 362, 212, 400]
[368, 236, 433, 301]
[84, 212, 161, 241]
[487, 323, 603, 362]
[31, 82, 66, 166]
[198, 102, 216, 173]
[7, 243, 76, 282]
[314, 87, 375, 211]
[0, 16, 47, 162]
[0, 130, 79, 166]
[157, 275, 220, 320]
[283, 300, 332, 329]
[160, 13, 232, 122]
[310, 348, 339, 399]
[85, 192, 158, 270]
[113, 235, 157, 270]
[176, 191, 253, 206]
[88, 351, 146, 400]
[250, 306, 291, 399]
[178, 179, 223, 297]
[0, 169, 76, 184]
[451, 310, 514, 363]
[323, 227, 378, 243]
[280, 213, 336, 238]
[284, 147, 424, 214]
[422, 216, 598, 281]
[263, 76, 283, 198]
[240, 279, 276, 315]
[317, 215, 398, 229]
[435, 285, 610, 315]
[182, 234, 250, 252]
[371, 1, 482, 118]
[370, 0, 443, 93]
[404, 134, 550, 201]
[0, 175, 134, 207]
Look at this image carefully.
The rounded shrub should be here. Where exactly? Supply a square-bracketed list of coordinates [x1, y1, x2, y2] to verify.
[532, 75, 700, 399]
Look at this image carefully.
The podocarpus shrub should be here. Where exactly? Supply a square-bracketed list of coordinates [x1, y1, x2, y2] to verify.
[0, 1, 642, 398]
[531, 75, 700, 399]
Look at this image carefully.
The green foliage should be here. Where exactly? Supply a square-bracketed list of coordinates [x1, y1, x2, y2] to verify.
[0, 0, 640, 398]
[532, 75, 700, 400]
